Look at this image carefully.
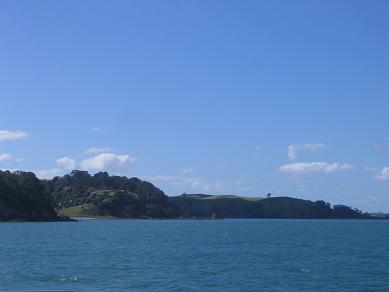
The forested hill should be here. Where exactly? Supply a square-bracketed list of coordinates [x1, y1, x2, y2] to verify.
[0, 170, 375, 220]
[44, 170, 181, 218]
[171, 194, 371, 219]
[0, 170, 61, 221]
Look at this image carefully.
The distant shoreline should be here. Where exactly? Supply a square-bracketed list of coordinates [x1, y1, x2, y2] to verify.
[69, 216, 389, 221]
[1, 217, 388, 223]
[2, 170, 387, 222]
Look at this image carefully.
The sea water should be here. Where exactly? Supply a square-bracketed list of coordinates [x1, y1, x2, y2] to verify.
[0, 219, 388, 291]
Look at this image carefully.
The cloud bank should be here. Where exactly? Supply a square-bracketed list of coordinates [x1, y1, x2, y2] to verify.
[280, 162, 354, 175]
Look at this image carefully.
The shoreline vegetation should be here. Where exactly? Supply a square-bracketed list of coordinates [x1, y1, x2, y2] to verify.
[0, 170, 387, 222]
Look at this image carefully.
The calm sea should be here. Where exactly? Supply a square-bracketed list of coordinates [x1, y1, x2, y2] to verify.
[0, 219, 388, 291]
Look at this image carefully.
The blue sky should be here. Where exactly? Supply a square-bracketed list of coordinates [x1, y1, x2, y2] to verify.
[1, 0, 389, 211]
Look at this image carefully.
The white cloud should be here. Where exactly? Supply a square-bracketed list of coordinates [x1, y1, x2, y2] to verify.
[56, 156, 77, 170]
[84, 147, 116, 154]
[288, 143, 327, 161]
[0, 153, 12, 161]
[34, 168, 64, 179]
[0, 130, 28, 142]
[80, 153, 136, 172]
[374, 167, 389, 181]
[15, 158, 24, 163]
[279, 162, 354, 175]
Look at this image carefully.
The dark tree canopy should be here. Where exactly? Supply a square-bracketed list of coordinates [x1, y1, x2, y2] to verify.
[0, 170, 59, 220]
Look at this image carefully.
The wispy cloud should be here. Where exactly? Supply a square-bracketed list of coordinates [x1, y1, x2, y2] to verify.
[148, 171, 249, 194]
[0, 130, 28, 142]
[0, 153, 12, 161]
[374, 138, 389, 151]
[149, 174, 226, 193]
[179, 168, 194, 174]
[288, 143, 327, 161]
[374, 167, 389, 181]
[56, 156, 77, 170]
[252, 145, 261, 157]
[214, 165, 228, 172]
[84, 147, 116, 154]
[0, 153, 25, 163]
[92, 126, 104, 133]
[280, 162, 354, 175]
[80, 153, 136, 172]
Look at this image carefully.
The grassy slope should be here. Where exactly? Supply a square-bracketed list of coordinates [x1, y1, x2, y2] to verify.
[58, 205, 92, 217]
[203, 195, 263, 201]
[184, 194, 263, 201]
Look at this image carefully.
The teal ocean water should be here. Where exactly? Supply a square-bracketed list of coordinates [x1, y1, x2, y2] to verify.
[1, 219, 389, 291]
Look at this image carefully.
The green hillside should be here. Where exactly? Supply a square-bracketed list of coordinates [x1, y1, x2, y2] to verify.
[171, 194, 370, 219]
[44, 170, 181, 218]
[186, 194, 263, 201]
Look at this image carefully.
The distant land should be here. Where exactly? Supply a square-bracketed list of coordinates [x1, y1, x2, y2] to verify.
[171, 194, 372, 219]
[0, 170, 387, 221]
